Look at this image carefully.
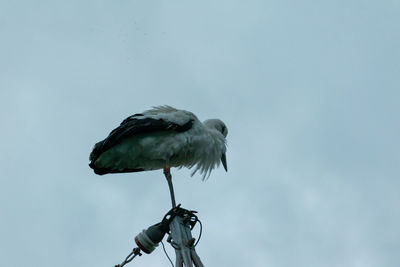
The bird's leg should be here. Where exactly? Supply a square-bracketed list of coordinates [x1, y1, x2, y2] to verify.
[164, 165, 176, 208]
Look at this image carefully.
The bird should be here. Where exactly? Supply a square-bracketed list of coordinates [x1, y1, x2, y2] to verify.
[89, 106, 228, 179]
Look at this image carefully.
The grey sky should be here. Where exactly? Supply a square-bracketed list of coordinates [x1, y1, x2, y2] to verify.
[1, 1, 399, 266]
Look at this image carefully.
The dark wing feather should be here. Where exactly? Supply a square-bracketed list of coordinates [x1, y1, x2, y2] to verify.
[89, 114, 193, 168]
[91, 166, 145, 175]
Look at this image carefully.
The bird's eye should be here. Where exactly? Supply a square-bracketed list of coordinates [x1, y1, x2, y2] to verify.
[221, 126, 226, 133]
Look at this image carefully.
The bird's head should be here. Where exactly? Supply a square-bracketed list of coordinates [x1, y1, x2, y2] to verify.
[203, 119, 228, 137]
[203, 119, 228, 172]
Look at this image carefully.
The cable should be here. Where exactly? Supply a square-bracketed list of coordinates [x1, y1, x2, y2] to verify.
[161, 240, 174, 267]
[194, 219, 202, 247]
[115, 247, 142, 267]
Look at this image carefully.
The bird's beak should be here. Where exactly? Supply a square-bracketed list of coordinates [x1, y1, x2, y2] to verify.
[221, 153, 228, 172]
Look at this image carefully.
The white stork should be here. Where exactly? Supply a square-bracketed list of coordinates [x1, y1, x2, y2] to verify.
[89, 106, 228, 179]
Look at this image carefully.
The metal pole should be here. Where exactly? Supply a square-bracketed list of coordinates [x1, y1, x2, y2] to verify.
[169, 216, 195, 267]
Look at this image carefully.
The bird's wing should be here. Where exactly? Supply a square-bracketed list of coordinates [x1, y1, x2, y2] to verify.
[89, 111, 194, 163]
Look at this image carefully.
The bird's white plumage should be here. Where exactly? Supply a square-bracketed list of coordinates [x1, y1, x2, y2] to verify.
[90, 106, 228, 179]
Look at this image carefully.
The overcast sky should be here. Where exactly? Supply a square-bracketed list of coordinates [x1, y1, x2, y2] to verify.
[1, 1, 399, 267]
